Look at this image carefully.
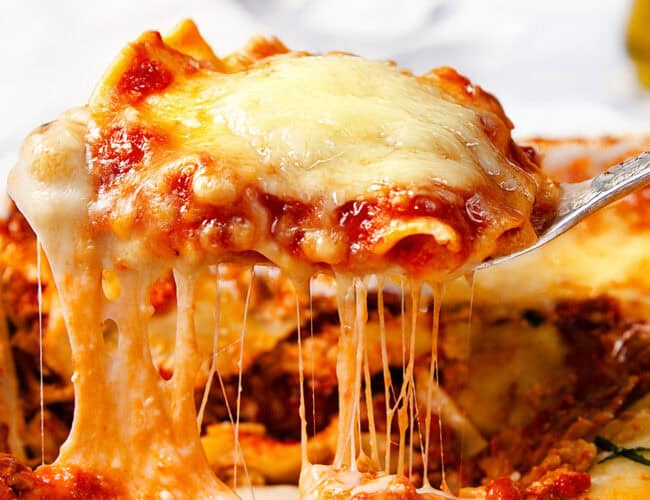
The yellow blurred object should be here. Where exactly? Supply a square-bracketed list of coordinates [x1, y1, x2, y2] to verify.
[628, 0, 650, 88]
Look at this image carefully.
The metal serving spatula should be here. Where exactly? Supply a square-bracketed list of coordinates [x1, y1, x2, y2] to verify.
[479, 151, 650, 269]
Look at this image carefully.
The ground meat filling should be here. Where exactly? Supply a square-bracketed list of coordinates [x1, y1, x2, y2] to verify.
[2, 208, 650, 497]
[469, 296, 649, 494]
[197, 332, 340, 441]
[0, 454, 42, 498]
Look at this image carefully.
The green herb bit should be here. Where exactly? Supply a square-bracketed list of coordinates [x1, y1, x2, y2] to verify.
[595, 436, 650, 466]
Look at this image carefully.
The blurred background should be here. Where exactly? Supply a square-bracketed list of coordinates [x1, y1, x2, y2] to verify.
[1, 0, 649, 175]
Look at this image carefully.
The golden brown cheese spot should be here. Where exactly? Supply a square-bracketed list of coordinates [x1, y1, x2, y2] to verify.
[163, 20, 224, 70]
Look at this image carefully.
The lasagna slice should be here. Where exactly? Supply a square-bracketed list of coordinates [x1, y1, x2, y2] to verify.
[5, 20, 559, 499]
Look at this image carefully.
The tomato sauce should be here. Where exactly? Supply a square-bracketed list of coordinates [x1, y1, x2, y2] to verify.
[116, 46, 173, 105]
[91, 125, 166, 189]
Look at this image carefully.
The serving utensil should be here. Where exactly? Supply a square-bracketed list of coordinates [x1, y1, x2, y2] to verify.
[480, 151, 650, 269]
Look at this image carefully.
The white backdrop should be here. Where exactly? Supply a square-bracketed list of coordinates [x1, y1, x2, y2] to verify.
[1, 0, 649, 182]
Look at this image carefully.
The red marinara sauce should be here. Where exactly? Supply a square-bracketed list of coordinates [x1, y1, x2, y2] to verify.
[116, 44, 174, 105]
[0, 457, 126, 500]
[486, 478, 523, 500]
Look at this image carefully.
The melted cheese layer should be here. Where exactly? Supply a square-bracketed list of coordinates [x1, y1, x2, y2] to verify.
[82, 27, 554, 280]
[94, 53, 516, 202]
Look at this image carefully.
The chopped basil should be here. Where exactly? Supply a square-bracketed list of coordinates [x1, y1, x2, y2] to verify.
[595, 436, 650, 466]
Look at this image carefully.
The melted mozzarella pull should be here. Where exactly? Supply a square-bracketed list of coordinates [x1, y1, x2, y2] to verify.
[9, 110, 236, 499]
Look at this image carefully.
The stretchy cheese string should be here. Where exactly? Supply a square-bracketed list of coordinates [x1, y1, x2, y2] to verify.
[196, 272, 258, 500]
[296, 292, 309, 466]
[401, 279, 407, 377]
[351, 279, 366, 470]
[363, 302, 379, 466]
[467, 271, 477, 340]
[397, 280, 409, 476]
[172, 271, 205, 449]
[354, 279, 370, 469]
[343, 300, 354, 467]
[309, 276, 317, 439]
[331, 275, 369, 471]
[233, 268, 255, 489]
[377, 280, 395, 473]
[36, 237, 45, 465]
[396, 282, 421, 476]
[216, 366, 238, 473]
[433, 286, 448, 491]
[407, 285, 420, 480]
[17, 124, 234, 499]
[397, 380, 408, 474]
[458, 270, 477, 486]
[197, 265, 221, 429]
[333, 274, 356, 468]
[408, 372, 415, 479]
[55, 264, 108, 466]
[101, 268, 224, 496]
[299, 276, 461, 499]
[346, 279, 357, 469]
[422, 287, 442, 488]
[411, 370, 427, 482]
[213, 331, 261, 497]
[217, 371, 235, 425]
